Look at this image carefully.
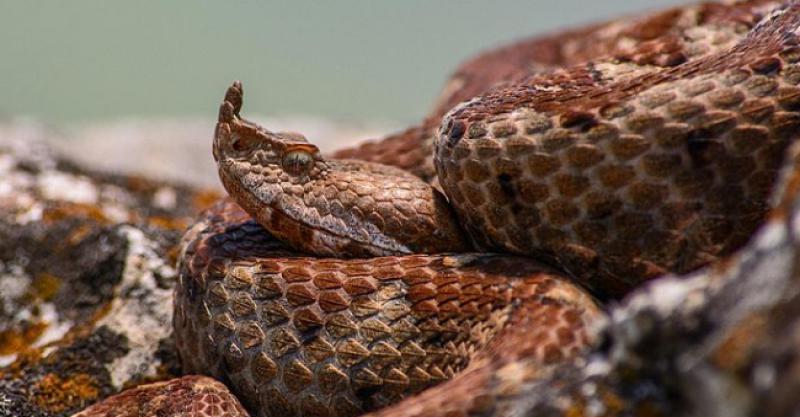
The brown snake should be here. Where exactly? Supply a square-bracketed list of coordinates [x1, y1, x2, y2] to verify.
[75, 1, 800, 416]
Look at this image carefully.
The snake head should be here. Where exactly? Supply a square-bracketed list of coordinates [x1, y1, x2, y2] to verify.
[214, 81, 324, 180]
[213, 81, 471, 258]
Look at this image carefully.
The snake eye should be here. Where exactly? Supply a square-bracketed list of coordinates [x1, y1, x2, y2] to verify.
[282, 150, 314, 176]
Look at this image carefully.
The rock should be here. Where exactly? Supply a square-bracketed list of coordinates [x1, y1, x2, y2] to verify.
[0, 125, 219, 417]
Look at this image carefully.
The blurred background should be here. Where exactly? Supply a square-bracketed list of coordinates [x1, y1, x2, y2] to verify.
[0, 0, 684, 187]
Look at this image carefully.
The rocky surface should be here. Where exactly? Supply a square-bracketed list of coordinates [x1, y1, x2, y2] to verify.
[0, 117, 389, 417]
[0, 126, 220, 416]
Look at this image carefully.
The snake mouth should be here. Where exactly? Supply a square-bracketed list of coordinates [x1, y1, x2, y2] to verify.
[264, 195, 417, 258]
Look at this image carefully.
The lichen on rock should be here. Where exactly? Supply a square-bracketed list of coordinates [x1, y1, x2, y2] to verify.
[0, 123, 219, 416]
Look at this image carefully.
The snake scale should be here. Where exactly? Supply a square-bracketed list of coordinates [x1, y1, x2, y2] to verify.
[75, 1, 800, 416]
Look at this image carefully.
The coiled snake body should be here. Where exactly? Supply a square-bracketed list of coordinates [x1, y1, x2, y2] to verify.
[76, 1, 800, 416]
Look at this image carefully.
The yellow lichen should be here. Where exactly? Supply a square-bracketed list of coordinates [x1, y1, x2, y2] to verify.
[563, 386, 630, 417]
[42, 202, 110, 225]
[634, 401, 668, 417]
[147, 215, 189, 231]
[0, 322, 48, 356]
[165, 244, 182, 267]
[192, 189, 223, 210]
[31, 272, 61, 302]
[33, 373, 100, 413]
[600, 389, 625, 415]
[125, 175, 160, 193]
[711, 313, 767, 370]
[0, 349, 43, 380]
[65, 223, 96, 246]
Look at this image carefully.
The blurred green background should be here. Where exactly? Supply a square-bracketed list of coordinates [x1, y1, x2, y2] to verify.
[1, 1, 683, 125]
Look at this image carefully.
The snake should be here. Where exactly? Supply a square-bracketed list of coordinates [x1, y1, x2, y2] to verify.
[74, 1, 800, 416]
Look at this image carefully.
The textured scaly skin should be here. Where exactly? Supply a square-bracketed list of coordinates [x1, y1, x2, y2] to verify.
[173, 200, 599, 417]
[72, 376, 249, 417]
[434, 3, 800, 296]
[74, 1, 800, 416]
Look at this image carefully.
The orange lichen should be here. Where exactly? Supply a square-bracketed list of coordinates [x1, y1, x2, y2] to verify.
[147, 215, 189, 231]
[88, 301, 114, 326]
[711, 313, 767, 370]
[193, 189, 223, 211]
[40, 302, 113, 353]
[165, 244, 182, 267]
[600, 389, 625, 415]
[42, 202, 110, 225]
[33, 373, 100, 413]
[65, 223, 96, 246]
[563, 385, 631, 417]
[30, 272, 61, 302]
[767, 164, 800, 220]
[125, 175, 161, 193]
[0, 349, 43, 380]
[0, 322, 48, 356]
[68, 302, 114, 344]
[633, 401, 669, 417]
[565, 403, 588, 417]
